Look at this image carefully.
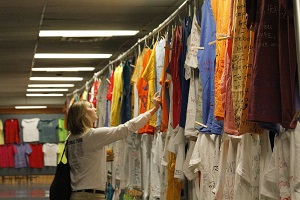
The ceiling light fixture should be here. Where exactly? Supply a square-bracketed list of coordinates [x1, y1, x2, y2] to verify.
[26, 94, 64, 97]
[28, 84, 75, 87]
[32, 67, 95, 72]
[34, 53, 112, 59]
[15, 106, 47, 109]
[39, 30, 139, 37]
[27, 89, 69, 92]
[30, 77, 83, 81]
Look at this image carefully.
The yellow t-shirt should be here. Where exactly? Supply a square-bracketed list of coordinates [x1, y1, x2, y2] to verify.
[231, 0, 262, 134]
[214, 0, 231, 120]
[141, 42, 157, 127]
[110, 66, 123, 126]
[166, 152, 184, 200]
[57, 143, 67, 164]
[131, 48, 147, 84]
[0, 120, 4, 145]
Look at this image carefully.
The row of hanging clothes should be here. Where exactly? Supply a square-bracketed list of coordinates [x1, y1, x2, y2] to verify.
[65, 0, 300, 199]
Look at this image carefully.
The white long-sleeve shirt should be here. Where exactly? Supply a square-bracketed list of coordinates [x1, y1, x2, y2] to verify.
[68, 110, 152, 191]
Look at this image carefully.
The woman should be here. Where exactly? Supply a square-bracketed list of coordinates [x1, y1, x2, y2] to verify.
[66, 92, 161, 200]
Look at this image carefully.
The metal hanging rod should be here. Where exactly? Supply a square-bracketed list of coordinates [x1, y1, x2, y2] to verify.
[66, 0, 190, 97]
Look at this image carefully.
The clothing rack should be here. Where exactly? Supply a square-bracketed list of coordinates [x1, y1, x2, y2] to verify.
[67, 0, 300, 98]
[66, 0, 190, 97]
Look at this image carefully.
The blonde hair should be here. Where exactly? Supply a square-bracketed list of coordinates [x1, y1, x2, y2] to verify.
[67, 100, 91, 135]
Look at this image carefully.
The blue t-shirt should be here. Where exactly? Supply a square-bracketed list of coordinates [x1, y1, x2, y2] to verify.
[197, 0, 223, 135]
[38, 119, 58, 143]
[179, 15, 192, 128]
[121, 60, 133, 124]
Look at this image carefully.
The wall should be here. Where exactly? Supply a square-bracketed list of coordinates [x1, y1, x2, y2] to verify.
[0, 108, 64, 176]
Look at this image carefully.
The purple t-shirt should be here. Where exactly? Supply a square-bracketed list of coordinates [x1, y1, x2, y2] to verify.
[14, 143, 32, 168]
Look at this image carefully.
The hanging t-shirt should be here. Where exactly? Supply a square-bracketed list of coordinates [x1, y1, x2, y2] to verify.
[214, 135, 241, 200]
[97, 75, 109, 127]
[249, 0, 281, 125]
[231, 0, 263, 134]
[121, 61, 133, 124]
[159, 36, 171, 133]
[150, 133, 162, 199]
[155, 38, 166, 128]
[14, 143, 32, 168]
[132, 48, 147, 119]
[38, 119, 58, 143]
[5, 119, 20, 144]
[142, 42, 157, 128]
[0, 144, 16, 167]
[58, 118, 68, 142]
[89, 80, 100, 108]
[0, 119, 4, 145]
[105, 70, 114, 127]
[22, 118, 40, 143]
[185, 69, 201, 138]
[185, 11, 201, 79]
[137, 48, 155, 134]
[57, 142, 67, 164]
[214, 0, 231, 120]
[151, 132, 165, 198]
[278, 1, 297, 129]
[179, 15, 192, 128]
[28, 143, 43, 168]
[81, 90, 88, 100]
[166, 152, 184, 200]
[169, 26, 182, 129]
[220, 0, 239, 135]
[106, 70, 114, 102]
[110, 66, 123, 126]
[234, 134, 262, 200]
[189, 133, 221, 200]
[197, 0, 223, 135]
[42, 143, 58, 166]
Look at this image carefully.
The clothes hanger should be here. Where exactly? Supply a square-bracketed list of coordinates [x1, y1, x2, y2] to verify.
[144, 38, 150, 49]
[85, 81, 89, 91]
[208, 35, 232, 45]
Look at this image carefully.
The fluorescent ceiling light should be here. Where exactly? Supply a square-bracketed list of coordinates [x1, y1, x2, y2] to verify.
[32, 67, 95, 72]
[30, 77, 83, 81]
[39, 30, 139, 37]
[34, 53, 112, 59]
[27, 89, 69, 92]
[28, 84, 75, 87]
[26, 94, 64, 97]
[15, 106, 47, 109]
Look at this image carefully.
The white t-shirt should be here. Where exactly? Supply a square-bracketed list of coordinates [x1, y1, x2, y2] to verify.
[184, 12, 201, 79]
[185, 69, 198, 138]
[22, 118, 40, 142]
[42, 143, 58, 166]
[174, 126, 186, 181]
[68, 110, 152, 191]
[214, 134, 241, 200]
[234, 134, 262, 200]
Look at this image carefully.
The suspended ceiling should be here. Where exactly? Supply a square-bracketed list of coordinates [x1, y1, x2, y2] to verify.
[0, 0, 187, 109]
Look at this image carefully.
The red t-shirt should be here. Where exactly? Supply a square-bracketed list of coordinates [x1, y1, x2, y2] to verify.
[28, 144, 44, 168]
[5, 119, 20, 144]
[0, 145, 16, 168]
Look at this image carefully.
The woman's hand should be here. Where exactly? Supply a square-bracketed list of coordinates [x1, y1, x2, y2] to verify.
[153, 92, 162, 108]
[150, 91, 161, 115]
